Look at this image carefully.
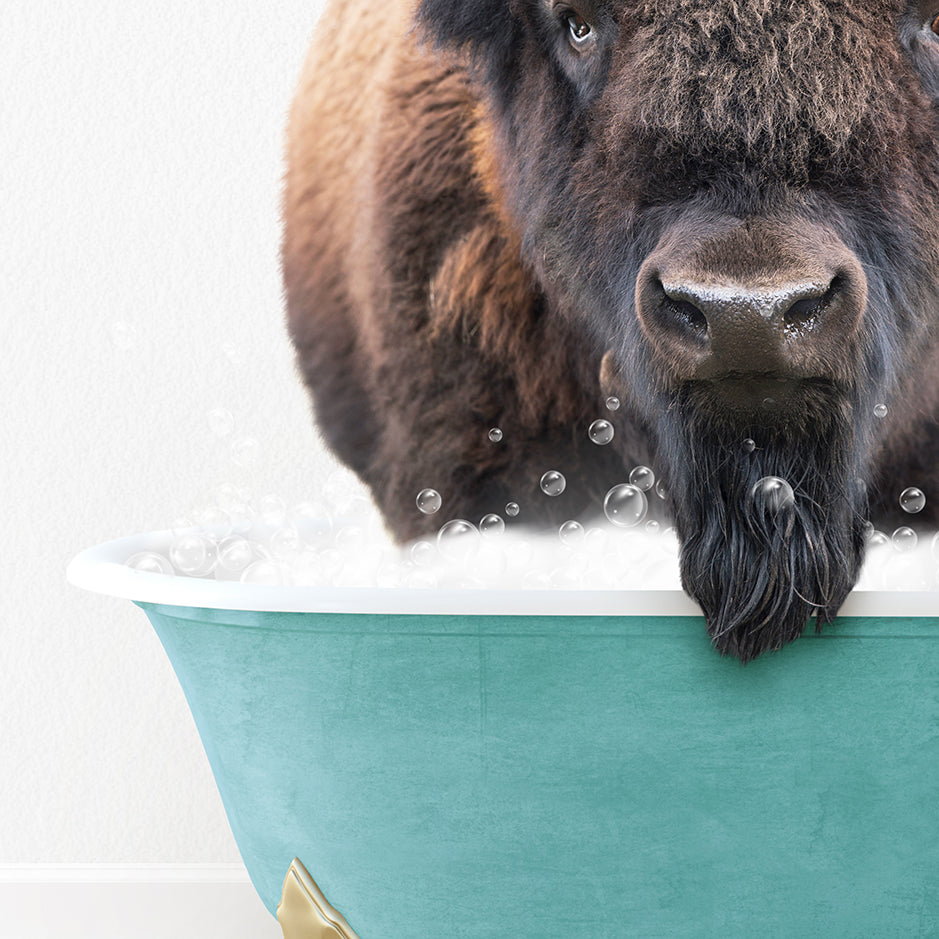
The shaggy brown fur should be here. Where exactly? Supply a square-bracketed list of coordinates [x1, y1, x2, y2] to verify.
[284, 0, 939, 659]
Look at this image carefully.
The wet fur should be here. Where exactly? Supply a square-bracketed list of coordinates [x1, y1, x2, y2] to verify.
[284, 0, 939, 659]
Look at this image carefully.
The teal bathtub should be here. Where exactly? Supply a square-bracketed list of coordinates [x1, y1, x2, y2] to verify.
[69, 531, 939, 937]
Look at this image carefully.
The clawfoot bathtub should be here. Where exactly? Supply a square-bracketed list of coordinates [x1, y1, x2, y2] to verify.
[69, 530, 939, 937]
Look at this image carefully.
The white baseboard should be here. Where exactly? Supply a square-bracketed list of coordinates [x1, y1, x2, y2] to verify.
[0, 866, 283, 939]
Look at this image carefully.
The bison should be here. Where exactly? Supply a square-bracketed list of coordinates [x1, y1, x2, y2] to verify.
[282, 0, 939, 660]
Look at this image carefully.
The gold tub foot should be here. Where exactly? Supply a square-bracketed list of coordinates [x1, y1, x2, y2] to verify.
[277, 858, 361, 939]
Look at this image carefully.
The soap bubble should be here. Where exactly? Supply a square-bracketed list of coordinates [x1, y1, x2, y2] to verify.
[226, 501, 256, 534]
[892, 526, 918, 552]
[192, 505, 232, 540]
[169, 532, 215, 575]
[741, 438, 756, 453]
[584, 527, 609, 552]
[629, 465, 655, 492]
[588, 419, 615, 445]
[288, 501, 332, 541]
[126, 551, 173, 575]
[410, 540, 436, 566]
[207, 408, 234, 438]
[416, 488, 442, 515]
[654, 480, 667, 500]
[258, 493, 287, 527]
[488, 427, 503, 443]
[216, 536, 254, 573]
[605, 396, 620, 411]
[899, 487, 926, 514]
[558, 520, 585, 546]
[750, 476, 795, 515]
[240, 559, 290, 586]
[437, 519, 481, 562]
[645, 520, 660, 535]
[603, 483, 648, 528]
[505, 502, 520, 517]
[874, 403, 887, 419]
[230, 435, 260, 467]
[479, 513, 505, 536]
[540, 470, 566, 497]
[866, 529, 889, 548]
[270, 526, 303, 560]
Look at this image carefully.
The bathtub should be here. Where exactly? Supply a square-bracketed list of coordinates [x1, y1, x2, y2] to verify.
[68, 528, 939, 937]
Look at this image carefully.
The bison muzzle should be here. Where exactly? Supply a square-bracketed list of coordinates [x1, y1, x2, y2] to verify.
[283, 0, 939, 660]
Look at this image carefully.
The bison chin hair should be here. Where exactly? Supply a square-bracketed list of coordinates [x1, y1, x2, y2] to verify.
[662, 393, 868, 662]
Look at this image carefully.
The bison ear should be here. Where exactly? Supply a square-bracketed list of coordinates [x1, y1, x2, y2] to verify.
[416, 0, 515, 53]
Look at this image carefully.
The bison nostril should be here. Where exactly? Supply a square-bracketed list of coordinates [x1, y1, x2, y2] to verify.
[668, 297, 708, 333]
[783, 276, 841, 330]
[655, 279, 708, 336]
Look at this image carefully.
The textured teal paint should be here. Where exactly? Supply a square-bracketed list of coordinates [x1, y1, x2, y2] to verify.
[138, 603, 939, 937]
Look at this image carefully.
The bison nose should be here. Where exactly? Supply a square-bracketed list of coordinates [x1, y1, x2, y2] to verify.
[655, 276, 843, 375]
[635, 223, 867, 388]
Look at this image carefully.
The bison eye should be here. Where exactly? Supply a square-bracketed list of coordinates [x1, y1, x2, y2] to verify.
[564, 11, 593, 46]
[933, 12, 939, 34]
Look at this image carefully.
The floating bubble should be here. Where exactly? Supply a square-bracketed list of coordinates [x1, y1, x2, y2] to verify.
[750, 476, 795, 514]
[479, 513, 505, 536]
[240, 559, 289, 585]
[874, 403, 888, 419]
[207, 408, 235, 438]
[488, 427, 503, 443]
[762, 397, 776, 409]
[899, 487, 926, 514]
[629, 465, 655, 492]
[126, 551, 173, 575]
[416, 488, 442, 515]
[169, 532, 215, 575]
[437, 519, 481, 562]
[505, 502, 520, 517]
[258, 493, 287, 527]
[227, 501, 256, 534]
[540, 470, 566, 497]
[892, 526, 918, 552]
[603, 483, 648, 528]
[558, 520, 585, 546]
[866, 529, 889, 548]
[654, 480, 667, 500]
[410, 540, 436, 567]
[216, 536, 253, 572]
[645, 520, 660, 535]
[588, 419, 615, 445]
[605, 396, 621, 411]
[230, 435, 260, 467]
[288, 501, 332, 541]
[741, 438, 756, 454]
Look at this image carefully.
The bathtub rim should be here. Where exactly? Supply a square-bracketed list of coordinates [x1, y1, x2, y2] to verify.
[67, 530, 939, 618]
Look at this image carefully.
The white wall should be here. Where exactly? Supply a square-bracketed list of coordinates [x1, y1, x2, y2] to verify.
[0, 0, 364, 897]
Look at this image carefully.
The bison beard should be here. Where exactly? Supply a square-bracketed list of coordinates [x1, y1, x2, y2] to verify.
[662, 390, 868, 661]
